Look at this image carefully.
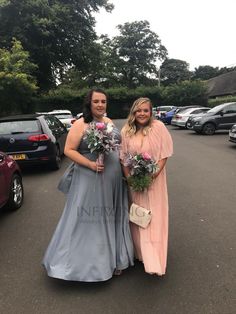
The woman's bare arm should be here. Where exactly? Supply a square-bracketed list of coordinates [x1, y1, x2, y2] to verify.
[153, 158, 167, 178]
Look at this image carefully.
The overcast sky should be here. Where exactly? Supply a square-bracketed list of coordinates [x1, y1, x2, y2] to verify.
[95, 0, 236, 70]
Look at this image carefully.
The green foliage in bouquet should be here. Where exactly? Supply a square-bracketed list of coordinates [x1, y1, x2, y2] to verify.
[83, 122, 118, 154]
[124, 152, 158, 192]
[127, 175, 153, 192]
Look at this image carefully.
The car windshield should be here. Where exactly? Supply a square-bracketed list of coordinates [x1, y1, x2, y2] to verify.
[176, 107, 191, 113]
[52, 114, 73, 119]
[0, 120, 40, 134]
[157, 107, 173, 111]
[207, 104, 229, 114]
[177, 108, 192, 114]
[189, 108, 209, 115]
[185, 108, 199, 114]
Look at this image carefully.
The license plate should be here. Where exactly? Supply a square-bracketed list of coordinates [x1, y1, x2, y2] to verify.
[229, 132, 236, 138]
[10, 154, 26, 160]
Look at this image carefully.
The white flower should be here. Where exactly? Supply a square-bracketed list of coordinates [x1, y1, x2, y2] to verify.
[106, 123, 114, 134]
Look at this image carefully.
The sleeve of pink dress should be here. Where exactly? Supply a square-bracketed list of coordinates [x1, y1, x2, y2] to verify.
[121, 120, 173, 275]
[120, 129, 129, 163]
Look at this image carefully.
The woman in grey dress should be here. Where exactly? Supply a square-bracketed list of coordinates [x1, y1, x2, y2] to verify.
[42, 88, 134, 282]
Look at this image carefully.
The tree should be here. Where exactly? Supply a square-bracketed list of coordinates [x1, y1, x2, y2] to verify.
[220, 66, 236, 73]
[60, 35, 120, 89]
[0, 38, 38, 115]
[109, 20, 168, 88]
[160, 58, 191, 85]
[0, 0, 113, 90]
[162, 80, 208, 107]
[60, 22, 168, 89]
[193, 65, 221, 80]
[193, 65, 236, 81]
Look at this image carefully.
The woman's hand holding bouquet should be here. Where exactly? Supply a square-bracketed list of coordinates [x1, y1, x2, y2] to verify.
[84, 122, 119, 170]
[124, 152, 159, 192]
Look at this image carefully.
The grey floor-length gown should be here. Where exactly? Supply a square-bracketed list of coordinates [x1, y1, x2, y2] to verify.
[42, 126, 134, 282]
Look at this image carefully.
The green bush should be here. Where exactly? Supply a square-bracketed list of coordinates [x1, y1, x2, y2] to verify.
[208, 95, 236, 108]
[35, 86, 164, 118]
[33, 81, 209, 118]
[163, 80, 208, 107]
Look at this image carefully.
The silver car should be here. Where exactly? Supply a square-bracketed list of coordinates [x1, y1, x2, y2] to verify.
[171, 107, 210, 128]
[48, 110, 76, 130]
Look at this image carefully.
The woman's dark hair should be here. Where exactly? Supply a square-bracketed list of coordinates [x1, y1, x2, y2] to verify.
[83, 88, 108, 123]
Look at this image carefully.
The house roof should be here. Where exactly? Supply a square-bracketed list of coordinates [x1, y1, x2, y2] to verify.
[207, 70, 236, 97]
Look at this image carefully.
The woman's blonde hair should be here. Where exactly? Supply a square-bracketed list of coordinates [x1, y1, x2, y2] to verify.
[123, 97, 153, 136]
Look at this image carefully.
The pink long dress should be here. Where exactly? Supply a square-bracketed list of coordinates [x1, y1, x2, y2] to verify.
[120, 120, 173, 275]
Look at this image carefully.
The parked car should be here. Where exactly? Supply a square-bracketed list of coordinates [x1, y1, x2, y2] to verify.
[155, 106, 176, 119]
[160, 105, 201, 124]
[76, 112, 83, 119]
[229, 124, 236, 143]
[187, 111, 209, 129]
[0, 114, 68, 170]
[174, 105, 201, 114]
[152, 107, 157, 117]
[189, 102, 236, 135]
[0, 151, 24, 210]
[159, 108, 178, 124]
[47, 110, 76, 130]
[171, 107, 210, 128]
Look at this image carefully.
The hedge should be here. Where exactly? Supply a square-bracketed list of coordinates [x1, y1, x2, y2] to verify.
[208, 95, 236, 107]
[33, 86, 165, 118]
[6, 81, 230, 119]
[34, 82, 208, 119]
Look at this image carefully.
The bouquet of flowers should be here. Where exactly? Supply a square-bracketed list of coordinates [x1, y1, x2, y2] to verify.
[83, 121, 119, 164]
[124, 152, 159, 191]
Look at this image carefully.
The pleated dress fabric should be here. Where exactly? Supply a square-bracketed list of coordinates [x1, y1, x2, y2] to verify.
[42, 126, 134, 282]
[120, 120, 173, 275]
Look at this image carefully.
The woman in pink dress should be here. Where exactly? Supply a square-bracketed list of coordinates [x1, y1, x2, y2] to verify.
[120, 97, 173, 275]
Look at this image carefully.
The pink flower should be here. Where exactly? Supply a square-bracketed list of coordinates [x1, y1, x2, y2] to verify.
[96, 122, 106, 130]
[142, 152, 151, 160]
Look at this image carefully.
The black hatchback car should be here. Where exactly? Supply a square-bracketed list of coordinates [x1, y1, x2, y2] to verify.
[189, 102, 236, 135]
[0, 114, 68, 170]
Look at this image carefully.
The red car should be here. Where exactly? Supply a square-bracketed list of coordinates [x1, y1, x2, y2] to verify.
[0, 151, 24, 210]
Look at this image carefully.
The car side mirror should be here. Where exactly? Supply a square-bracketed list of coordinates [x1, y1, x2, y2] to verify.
[219, 111, 224, 116]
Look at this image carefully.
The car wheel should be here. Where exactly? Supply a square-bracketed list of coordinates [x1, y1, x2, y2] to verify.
[6, 173, 24, 210]
[202, 123, 216, 135]
[50, 146, 61, 170]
